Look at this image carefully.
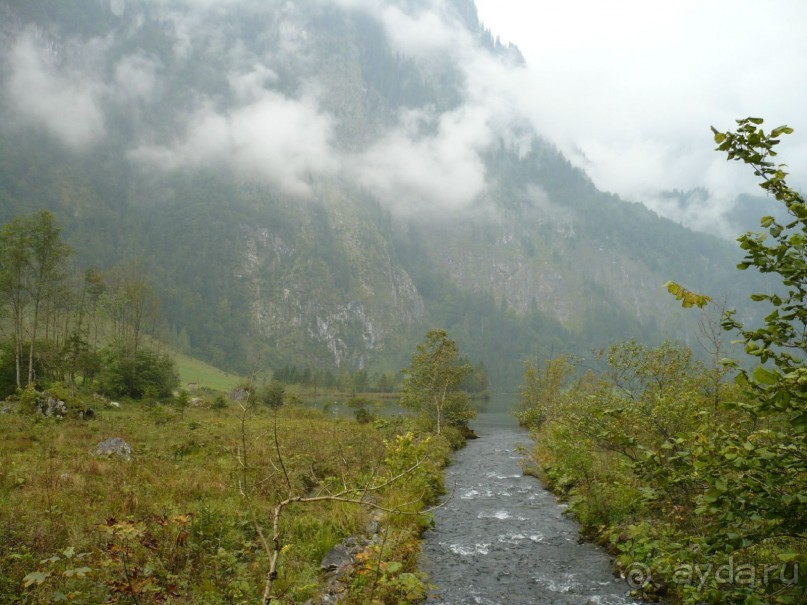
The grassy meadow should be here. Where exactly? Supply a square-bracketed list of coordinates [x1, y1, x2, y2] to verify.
[173, 351, 243, 393]
[0, 396, 451, 604]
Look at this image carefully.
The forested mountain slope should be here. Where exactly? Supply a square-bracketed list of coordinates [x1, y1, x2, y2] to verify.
[0, 0, 763, 386]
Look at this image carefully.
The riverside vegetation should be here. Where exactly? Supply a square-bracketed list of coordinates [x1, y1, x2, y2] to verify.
[0, 206, 476, 603]
[517, 120, 806, 605]
[0, 215, 473, 605]
[0, 171, 486, 605]
[0, 395, 456, 604]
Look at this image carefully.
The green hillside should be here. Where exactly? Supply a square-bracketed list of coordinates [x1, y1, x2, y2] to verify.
[173, 351, 242, 393]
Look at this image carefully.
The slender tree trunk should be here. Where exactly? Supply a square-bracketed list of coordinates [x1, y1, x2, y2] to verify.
[14, 317, 22, 389]
[28, 298, 41, 385]
[436, 382, 449, 435]
[11, 269, 25, 389]
[11, 287, 25, 389]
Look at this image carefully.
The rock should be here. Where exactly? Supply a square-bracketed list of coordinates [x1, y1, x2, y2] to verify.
[365, 518, 379, 535]
[316, 539, 364, 603]
[463, 427, 479, 440]
[229, 387, 248, 402]
[311, 514, 385, 604]
[364, 510, 383, 535]
[38, 396, 68, 418]
[320, 543, 354, 573]
[319, 588, 345, 604]
[94, 437, 133, 460]
[108, 401, 121, 409]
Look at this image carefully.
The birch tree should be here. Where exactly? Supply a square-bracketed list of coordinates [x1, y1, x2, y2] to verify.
[0, 211, 70, 387]
[400, 329, 474, 435]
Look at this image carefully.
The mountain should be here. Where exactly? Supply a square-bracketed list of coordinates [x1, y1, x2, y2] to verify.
[0, 0, 766, 387]
[651, 187, 791, 238]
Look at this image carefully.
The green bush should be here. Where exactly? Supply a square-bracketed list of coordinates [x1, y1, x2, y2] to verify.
[98, 345, 179, 399]
[211, 394, 228, 410]
[259, 380, 285, 409]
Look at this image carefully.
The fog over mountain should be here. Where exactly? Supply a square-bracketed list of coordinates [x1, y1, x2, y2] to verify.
[476, 0, 807, 237]
[4, 0, 531, 215]
[0, 0, 773, 385]
[7, 0, 803, 232]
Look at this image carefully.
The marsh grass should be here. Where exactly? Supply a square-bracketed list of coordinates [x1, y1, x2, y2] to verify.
[0, 400, 447, 604]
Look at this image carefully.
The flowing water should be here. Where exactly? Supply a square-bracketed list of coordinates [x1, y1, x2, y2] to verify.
[420, 410, 640, 605]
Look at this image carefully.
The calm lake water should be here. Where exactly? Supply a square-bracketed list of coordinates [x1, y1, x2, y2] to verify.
[420, 407, 640, 605]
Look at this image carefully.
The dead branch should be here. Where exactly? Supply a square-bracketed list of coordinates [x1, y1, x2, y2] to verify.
[236, 395, 447, 605]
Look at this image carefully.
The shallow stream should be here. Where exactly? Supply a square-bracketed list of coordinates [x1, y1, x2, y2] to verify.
[420, 410, 640, 605]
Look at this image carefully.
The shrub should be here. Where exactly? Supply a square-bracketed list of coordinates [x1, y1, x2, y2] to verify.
[259, 380, 285, 409]
[211, 395, 228, 410]
[97, 345, 179, 399]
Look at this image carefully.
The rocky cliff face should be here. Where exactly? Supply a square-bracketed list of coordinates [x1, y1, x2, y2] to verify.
[239, 190, 425, 369]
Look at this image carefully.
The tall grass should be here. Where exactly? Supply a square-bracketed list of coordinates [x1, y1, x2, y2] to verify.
[0, 400, 448, 604]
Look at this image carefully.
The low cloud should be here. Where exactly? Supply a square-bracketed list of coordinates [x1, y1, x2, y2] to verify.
[377, 2, 469, 62]
[228, 64, 279, 103]
[338, 0, 531, 211]
[350, 105, 491, 212]
[114, 52, 162, 104]
[476, 0, 807, 235]
[13, 0, 801, 234]
[5, 30, 107, 149]
[127, 0, 521, 212]
[131, 90, 338, 196]
[1, 1, 536, 213]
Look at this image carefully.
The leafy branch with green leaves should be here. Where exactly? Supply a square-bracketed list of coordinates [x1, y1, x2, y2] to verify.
[713, 118, 806, 429]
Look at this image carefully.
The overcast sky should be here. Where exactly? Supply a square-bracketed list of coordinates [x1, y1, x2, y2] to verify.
[475, 0, 807, 233]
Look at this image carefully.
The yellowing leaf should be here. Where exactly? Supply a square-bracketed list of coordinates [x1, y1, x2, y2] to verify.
[23, 571, 51, 588]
